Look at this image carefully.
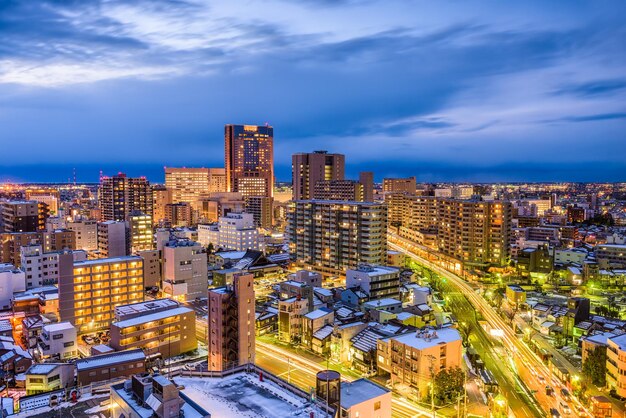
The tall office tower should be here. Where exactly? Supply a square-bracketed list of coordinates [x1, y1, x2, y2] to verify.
[359, 172, 374, 202]
[128, 211, 153, 252]
[0, 200, 49, 232]
[244, 196, 273, 229]
[25, 189, 60, 215]
[225, 124, 274, 198]
[382, 177, 417, 194]
[58, 253, 144, 332]
[288, 200, 388, 274]
[97, 221, 129, 258]
[292, 151, 345, 200]
[208, 168, 227, 193]
[98, 173, 152, 222]
[165, 167, 211, 204]
[313, 180, 363, 201]
[162, 239, 207, 302]
[207, 272, 255, 372]
[165, 202, 192, 227]
[151, 185, 171, 226]
[66, 218, 98, 251]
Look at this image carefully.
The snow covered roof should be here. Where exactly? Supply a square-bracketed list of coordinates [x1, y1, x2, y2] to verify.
[313, 324, 334, 341]
[341, 379, 390, 409]
[389, 328, 461, 350]
[27, 364, 59, 375]
[351, 327, 385, 353]
[76, 349, 146, 372]
[43, 322, 74, 333]
[112, 306, 193, 328]
[304, 307, 333, 320]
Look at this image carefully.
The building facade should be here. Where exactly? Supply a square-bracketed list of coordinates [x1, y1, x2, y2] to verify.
[292, 151, 345, 200]
[162, 239, 207, 302]
[98, 173, 152, 222]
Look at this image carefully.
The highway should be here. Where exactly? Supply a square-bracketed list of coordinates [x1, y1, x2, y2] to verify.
[389, 237, 594, 418]
[255, 340, 434, 418]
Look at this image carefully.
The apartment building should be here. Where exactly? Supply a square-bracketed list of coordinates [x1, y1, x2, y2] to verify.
[76, 348, 146, 385]
[98, 173, 152, 222]
[128, 211, 153, 252]
[67, 218, 98, 251]
[58, 254, 144, 333]
[346, 265, 401, 300]
[244, 196, 273, 229]
[207, 272, 255, 372]
[377, 327, 462, 398]
[292, 151, 345, 200]
[0, 200, 48, 233]
[288, 200, 388, 274]
[36, 322, 78, 360]
[98, 221, 128, 258]
[110, 299, 196, 358]
[198, 212, 259, 252]
[313, 180, 364, 201]
[596, 244, 626, 269]
[382, 177, 416, 194]
[20, 245, 87, 288]
[607, 333, 626, 397]
[162, 239, 207, 302]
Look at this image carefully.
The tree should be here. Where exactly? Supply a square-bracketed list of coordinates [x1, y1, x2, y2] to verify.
[433, 366, 465, 405]
[582, 346, 607, 387]
[457, 322, 474, 346]
[206, 242, 215, 255]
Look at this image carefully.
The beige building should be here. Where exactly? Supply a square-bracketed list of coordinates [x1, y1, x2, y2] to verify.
[97, 221, 128, 258]
[292, 151, 345, 200]
[67, 218, 98, 251]
[162, 239, 207, 302]
[128, 211, 153, 252]
[165, 167, 226, 213]
[58, 254, 144, 333]
[207, 272, 255, 371]
[377, 327, 462, 398]
[288, 200, 388, 274]
[151, 185, 171, 226]
[383, 177, 416, 194]
[137, 249, 161, 289]
[25, 189, 60, 215]
[110, 299, 196, 358]
[607, 334, 626, 397]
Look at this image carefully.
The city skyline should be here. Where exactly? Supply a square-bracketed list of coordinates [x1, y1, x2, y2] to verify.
[1, 1, 626, 183]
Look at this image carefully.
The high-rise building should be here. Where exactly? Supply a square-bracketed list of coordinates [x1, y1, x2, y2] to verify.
[67, 218, 98, 251]
[288, 200, 388, 274]
[128, 211, 153, 252]
[0, 200, 49, 232]
[359, 172, 374, 202]
[244, 196, 273, 229]
[97, 221, 128, 258]
[20, 244, 86, 288]
[165, 167, 226, 207]
[165, 202, 192, 227]
[151, 185, 171, 226]
[292, 151, 345, 200]
[382, 177, 416, 194]
[162, 239, 207, 302]
[58, 254, 145, 332]
[313, 180, 363, 201]
[387, 196, 513, 267]
[207, 272, 255, 372]
[225, 124, 274, 198]
[98, 173, 152, 222]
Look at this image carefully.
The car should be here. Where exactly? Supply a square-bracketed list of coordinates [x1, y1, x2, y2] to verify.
[549, 408, 560, 418]
[538, 375, 546, 383]
[575, 406, 588, 417]
[545, 385, 554, 396]
[559, 401, 571, 416]
[560, 388, 570, 400]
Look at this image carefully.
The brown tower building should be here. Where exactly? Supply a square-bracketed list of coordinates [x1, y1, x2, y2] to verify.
[292, 151, 345, 200]
[207, 272, 255, 372]
[98, 173, 152, 222]
[225, 124, 274, 198]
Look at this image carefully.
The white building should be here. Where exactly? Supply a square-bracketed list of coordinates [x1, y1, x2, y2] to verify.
[346, 265, 400, 300]
[37, 322, 78, 360]
[197, 212, 259, 252]
[162, 239, 208, 302]
[0, 264, 26, 310]
[340, 379, 392, 418]
[67, 218, 98, 251]
[20, 245, 86, 289]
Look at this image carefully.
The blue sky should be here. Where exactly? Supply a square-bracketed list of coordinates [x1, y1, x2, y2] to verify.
[0, 0, 625, 183]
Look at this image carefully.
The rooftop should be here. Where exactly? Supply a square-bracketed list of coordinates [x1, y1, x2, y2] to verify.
[75, 256, 142, 267]
[341, 379, 390, 409]
[43, 322, 74, 333]
[349, 265, 400, 276]
[27, 364, 59, 375]
[76, 349, 145, 372]
[112, 306, 193, 328]
[390, 327, 461, 350]
[115, 298, 179, 318]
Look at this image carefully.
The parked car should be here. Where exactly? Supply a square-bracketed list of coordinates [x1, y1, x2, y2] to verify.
[560, 388, 570, 401]
[549, 408, 560, 418]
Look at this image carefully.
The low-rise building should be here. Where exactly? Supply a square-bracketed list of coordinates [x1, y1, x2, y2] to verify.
[37, 322, 77, 360]
[110, 299, 196, 358]
[76, 348, 146, 385]
[340, 378, 392, 418]
[606, 333, 626, 397]
[346, 265, 401, 300]
[25, 363, 75, 395]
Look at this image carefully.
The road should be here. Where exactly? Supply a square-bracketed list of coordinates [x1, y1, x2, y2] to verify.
[389, 237, 594, 418]
[255, 341, 434, 418]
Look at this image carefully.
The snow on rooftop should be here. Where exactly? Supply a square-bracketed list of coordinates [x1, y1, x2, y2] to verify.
[341, 379, 390, 409]
[174, 373, 326, 418]
[112, 306, 192, 328]
[27, 364, 59, 375]
[390, 327, 461, 350]
[76, 349, 145, 371]
[304, 308, 332, 320]
[43, 322, 74, 333]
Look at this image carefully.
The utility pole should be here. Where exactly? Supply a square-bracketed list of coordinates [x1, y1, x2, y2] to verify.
[428, 354, 435, 418]
[287, 357, 291, 383]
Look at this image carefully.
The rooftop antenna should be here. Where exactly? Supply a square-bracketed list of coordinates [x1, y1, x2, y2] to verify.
[73, 167, 76, 186]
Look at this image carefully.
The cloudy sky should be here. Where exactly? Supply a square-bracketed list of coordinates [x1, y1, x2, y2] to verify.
[1, 0, 625, 183]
